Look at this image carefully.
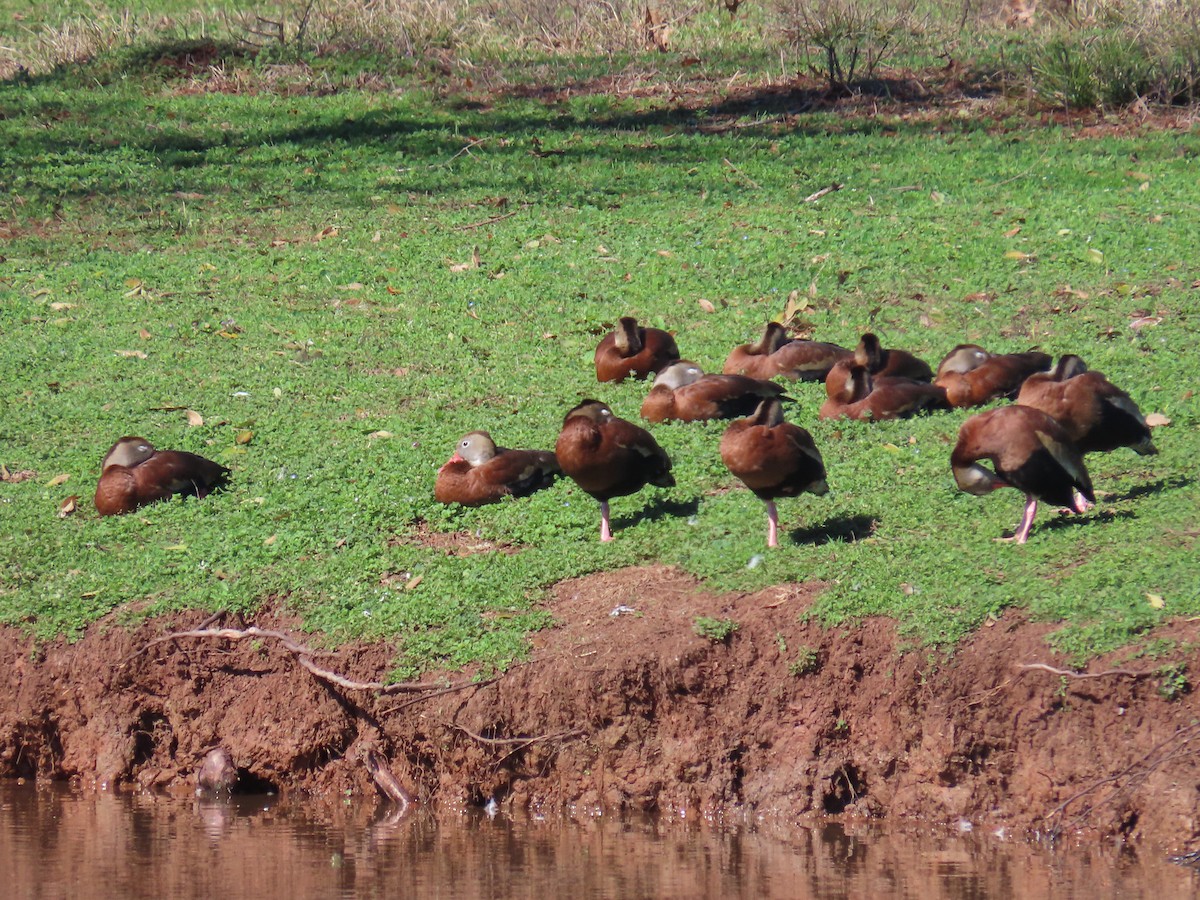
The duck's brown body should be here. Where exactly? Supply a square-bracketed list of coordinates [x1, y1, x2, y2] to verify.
[555, 400, 674, 541]
[641, 361, 787, 424]
[1016, 356, 1156, 456]
[935, 344, 1052, 408]
[722, 322, 851, 382]
[720, 399, 828, 547]
[94, 436, 229, 516]
[951, 405, 1094, 543]
[825, 333, 934, 399]
[594, 317, 680, 383]
[818, 365, 947, 421]
[434, 431, 560, 507]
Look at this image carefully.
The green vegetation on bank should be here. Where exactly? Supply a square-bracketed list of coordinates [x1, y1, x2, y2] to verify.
[0, 13, 1197, 676]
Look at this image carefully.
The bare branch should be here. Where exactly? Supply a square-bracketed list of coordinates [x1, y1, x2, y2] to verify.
[1015, 662, 1158, 680]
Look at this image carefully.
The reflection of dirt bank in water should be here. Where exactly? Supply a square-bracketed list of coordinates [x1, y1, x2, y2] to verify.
[2, 565, 1198, 852]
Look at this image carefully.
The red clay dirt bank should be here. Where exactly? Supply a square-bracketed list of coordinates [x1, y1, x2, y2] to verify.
[2, 565, 1198, 853]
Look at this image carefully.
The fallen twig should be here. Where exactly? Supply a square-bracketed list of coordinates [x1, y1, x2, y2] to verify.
[135, 626, 478, 695]
[803, 182, 842, 203]
[1015, 662, 1157, 680]
[721, 158, 761, 190]
[446, 722, 584, 747]
[456, 208, 523, 231]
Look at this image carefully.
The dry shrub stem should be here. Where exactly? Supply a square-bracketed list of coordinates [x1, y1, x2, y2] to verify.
[1015, 662, 1159, 680]
[139, 626, 478, 694]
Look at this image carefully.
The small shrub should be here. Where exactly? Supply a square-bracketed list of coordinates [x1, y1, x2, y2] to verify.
[693, 616, 739, 643]
[1031, 37, 1099, 108]
[778, 0, 919, 90]
[1157, 663, 1190, 701]
[789, 646, 820, 676]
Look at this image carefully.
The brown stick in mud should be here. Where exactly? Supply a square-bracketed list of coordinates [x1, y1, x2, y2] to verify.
[135, 626, 481, 695]
[1015, 662, 1158, 680]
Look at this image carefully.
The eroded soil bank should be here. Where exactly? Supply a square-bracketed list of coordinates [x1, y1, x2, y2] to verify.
[3, 565, 1198, 853]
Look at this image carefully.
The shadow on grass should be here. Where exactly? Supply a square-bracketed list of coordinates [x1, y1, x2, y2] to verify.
[616, 496, 700, 530]
[788, 515, 878, 546]
[1106, 475, 1194, 503]
[1034, 507, 1137, 536]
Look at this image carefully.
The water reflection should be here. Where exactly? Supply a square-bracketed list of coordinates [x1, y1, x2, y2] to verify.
[0, 782, 1195, 899]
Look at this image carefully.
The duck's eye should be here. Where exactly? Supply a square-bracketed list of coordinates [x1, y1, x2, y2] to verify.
[461, 439, 470, 448]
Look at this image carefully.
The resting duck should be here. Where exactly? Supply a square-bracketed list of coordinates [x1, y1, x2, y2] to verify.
[951, 405, 1094, 544]
[818, 365, 948, 421]
[719, 398, 828, 548]
[434, 431, 560, 507]
[594, 317, 680, 383]
[641, 361, 788, 424]
[722, 322, 852, 382]
[94, 436, 230, 516]
[934, 344, 1052, 407]
[825, 333, 934, 398]
[1016, 355, 1157, 458]
[555, 400, 675, 541]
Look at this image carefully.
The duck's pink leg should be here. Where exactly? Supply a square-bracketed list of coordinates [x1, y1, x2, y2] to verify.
[1014, 495, 1039, 544]
[599, 500, 613, 542]
[766, 500, 779, 548]
[1072, 489, 1094, 512]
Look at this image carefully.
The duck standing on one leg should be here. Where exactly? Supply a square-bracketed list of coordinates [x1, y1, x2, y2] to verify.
[555, 400, 674, 541]
[434, 431, 560, 506]
[94, 436, 230, 516]
[950, 405, 1094, 544]
[720, 398, 828, 548]
[1016, 355, 1157, 511]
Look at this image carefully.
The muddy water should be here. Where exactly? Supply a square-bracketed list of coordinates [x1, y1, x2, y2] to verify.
[0, 783, 1196, 899]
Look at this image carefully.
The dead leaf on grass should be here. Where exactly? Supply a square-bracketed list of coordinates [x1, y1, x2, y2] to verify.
[236, 430, 254, 445]
[315, 226, 339, 241]
[1, 464, 37, 483]
[46, 473, 70, 487]
[368, 430, 394, 439]
[1004, 250, 1035, 261]
[1145, 412, 1171, 428]
[697, 298, 716, 313]
[1003, 226, 1021, 238]
[58, 495, 77, 518]
[116, 349, 148, 359]
[1147, 592, 1165, 609]
[186, 409, 204, 427]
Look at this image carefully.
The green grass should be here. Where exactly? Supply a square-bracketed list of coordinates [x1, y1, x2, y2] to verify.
[1, 42, 1198, 676]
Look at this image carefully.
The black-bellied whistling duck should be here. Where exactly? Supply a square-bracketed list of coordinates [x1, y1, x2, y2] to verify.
[1017, 355, 1157, 457]
[434, 431, 560, 507]
[641, 361, 788, 424]
[594, 317, 680, 383]
[818, 365, 948, 421]
[825, 333, 934, 398]
[934, 344, 1052, 407]
[94, 436, 230, 516]
[555, 400, 674, 541]
[719, 398, 828, 548]
[951, 405, 1094, 544]
[722, 321, 852, 382]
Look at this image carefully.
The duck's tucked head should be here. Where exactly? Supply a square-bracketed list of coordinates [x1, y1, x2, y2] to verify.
[843, 364, 873, 403]
[855, 333, 884, 368]
[1054, 354, 1088, 381]
[564, 399, 615, 425]
[750, 321, 789, 355]
[749, 397, 786, 428]
[454, 431, 498, 467]
[937, 344, 989, 376]
[101, 436, 156, 471]
[953, 461, 1005, 496]
[654, 360, 705, 391]
[613, 317, 643, 355]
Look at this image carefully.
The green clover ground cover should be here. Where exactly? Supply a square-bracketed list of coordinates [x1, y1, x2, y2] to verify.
[1, 57, 1197, 675]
